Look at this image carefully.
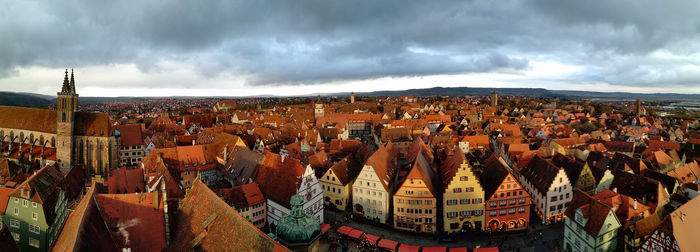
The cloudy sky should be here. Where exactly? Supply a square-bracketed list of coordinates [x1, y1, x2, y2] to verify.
[1, 0, 700, 97]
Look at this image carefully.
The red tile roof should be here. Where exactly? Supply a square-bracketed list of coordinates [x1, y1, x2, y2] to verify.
[74, 111, 113, 137]
[364, 142, 399, 191]
[107, 167, 146, 194]
[51, 186, 119, 252]
[0, 106, 57, 133]
[115, 124, 145, 147]
[10, 164, 64, 224]
[168, 180, 288, 251]
[217, 182, 265, 209]
[0, 187, 14, 215]
[254, 151, 306, 208]
[95, 192, 166, 252]
[564, 189, 616, 237]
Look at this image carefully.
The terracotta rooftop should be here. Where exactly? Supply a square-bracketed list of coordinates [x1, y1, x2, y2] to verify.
[564, 189, 617, 238]
[51, 186, 119, 252]
[666, 161, 700, 184]
[664, 195, 700, 252]
[520, 155, 562, 194]
[115, 124, 145, 147]
[222, 145, 263, 186]
[0, 105, 57, 133]
[254, 151, 306, 208]
[217, 182, 265, 209]
[95, 192, 166, 252]
[364, 142, 399, 192]
[9, 164, 64, 225]
[74, 111, 112, 137]
[168, 180, 288, 251]
[0, 187, 14, 215]
[328, 155, 364, 186]
[107, 167, 146, 194]
[439, 148, 467, 191]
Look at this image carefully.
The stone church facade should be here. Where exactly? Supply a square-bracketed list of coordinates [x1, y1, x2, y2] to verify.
[0, 70, 118, 176]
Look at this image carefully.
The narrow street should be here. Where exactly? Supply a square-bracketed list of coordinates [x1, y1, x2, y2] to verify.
[321, 210, 564, 251]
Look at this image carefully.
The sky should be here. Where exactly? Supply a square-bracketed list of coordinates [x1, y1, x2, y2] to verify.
[1, 0, 700, 97]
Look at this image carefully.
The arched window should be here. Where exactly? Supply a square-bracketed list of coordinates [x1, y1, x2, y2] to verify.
[62, 112, 66, 122]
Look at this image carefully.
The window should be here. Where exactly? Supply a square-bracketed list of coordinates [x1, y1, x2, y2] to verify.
[490, 211, 497, 216]
[519, 198, 526, 204]
[518, 207, 526, 213]
[29, 224, 40, 234]
[13, 207, 18, 215]
[509, 208, 516, 214]
[425, 200, 432, 205]
[550, 206, 556, 211]
[509, 199, 516, 205]
[425, 218, 433, 223]
[23, 200, 28, 207]
[14, 198, 18, 203]
[460, 176, 468, 181]
[9, 219, 20, 228]
[453, 188, 462, 193]
[472, 198, 482, 204]
[460, 199, 469, 204]
[29, 237, 40, 248]
[460, 210, 471, 216]
[447, 212, 458, 218]
[490, 201, 497, 207]
[499, 209, 507, 215]
[466, 187, 474, 192]
[500, 200, 507, 206]
[12, 232, 19, 241]
[447, 199, 458, 205]
[32, 212, 37, 221]
[551, 196, 558, 202]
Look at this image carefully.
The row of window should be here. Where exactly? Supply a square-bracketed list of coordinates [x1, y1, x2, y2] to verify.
[488, 198, 527, 207]
[452, 187, 476, 193]
[550, 193, 571, 202]
[396, 208, 434, 214]
[446, 210, 484, 217]
[11, 232, 40, 248]
[355, 188, 382, 197]
[396, 216, 433, 223]
[446, 198, 483, 205]
[396, 199, 433, 205]
[493, 190, 524, 199]
[8, 219, 41, 234]
[323, 184, 343, 194]
[489, 207, 526, 216]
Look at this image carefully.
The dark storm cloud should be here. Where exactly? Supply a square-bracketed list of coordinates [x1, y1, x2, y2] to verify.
[1, 0, 700, 88]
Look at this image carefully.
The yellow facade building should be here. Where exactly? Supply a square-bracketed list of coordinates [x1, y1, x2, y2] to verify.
[441, 150, 485, 232]
[393, 151, 437, 233]
[320, 156, 363, 211]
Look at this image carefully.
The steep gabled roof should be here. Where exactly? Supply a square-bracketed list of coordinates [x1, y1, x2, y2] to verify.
[9, 164, 63, 224]
[51, 187, 119, 252]
[217, 182, 265, 209]
[402, 151, 437, 197]
[328, 155, 363, 186]
[520, 155, 561, 193]
[107, 167, 146, 194]
[95, 193, 166, 252]
[478, 153, 511, 201]
[439, 148, 466, 192]
[168, 180, 288, 251]
[364, 142, 399, 192]
[115, 124, 145, 147]
[552, 153, 585, 185]
[0, 106, 57, 133]
[222, 146, 263, 186]
[565, 189, 618, 238]
[74, 112, 112, 137]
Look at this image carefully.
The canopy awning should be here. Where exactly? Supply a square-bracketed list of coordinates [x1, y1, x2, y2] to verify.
[448, 248, 468, 252]
[365, 234, 380, 245]
[377, 239, 399, 250]
[320, 223, 331, 234]
[398, 244, 421, 252]
[422, 247, 447, 252]
[474, 247, 499, 252]
[337, 226, 353, 236]
[348, 229, 364, 239]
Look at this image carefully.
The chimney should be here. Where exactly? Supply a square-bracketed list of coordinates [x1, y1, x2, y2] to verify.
[192, 140, 195, 146]
[633, 199, 637, 210]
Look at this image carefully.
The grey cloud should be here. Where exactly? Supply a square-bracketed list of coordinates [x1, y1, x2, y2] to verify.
[1, 0, 700, 89]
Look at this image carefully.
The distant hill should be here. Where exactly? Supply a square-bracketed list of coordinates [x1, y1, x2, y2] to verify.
[319, 87, 700, 101]
[0, 92, 54, 107]
[1, 86, 698, 107]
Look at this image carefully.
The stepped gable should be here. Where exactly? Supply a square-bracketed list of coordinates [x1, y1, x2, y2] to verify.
[521, 155, 560, 193]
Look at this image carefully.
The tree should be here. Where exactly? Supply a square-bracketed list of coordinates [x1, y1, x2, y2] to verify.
[357, 234, 378, 252]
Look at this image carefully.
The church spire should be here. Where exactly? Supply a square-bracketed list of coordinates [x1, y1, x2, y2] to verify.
[61, 69, 70, 93]
[70, 69, 76, 93]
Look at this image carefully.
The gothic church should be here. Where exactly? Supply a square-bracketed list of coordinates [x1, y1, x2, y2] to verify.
[0, 70, 118, 176]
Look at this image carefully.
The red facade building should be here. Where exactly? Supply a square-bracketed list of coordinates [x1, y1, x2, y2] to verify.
[478, 154, 531, 232]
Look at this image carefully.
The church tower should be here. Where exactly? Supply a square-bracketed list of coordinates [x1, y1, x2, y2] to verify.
[491, 91, 498, 107]
[56, 69, 78, 172]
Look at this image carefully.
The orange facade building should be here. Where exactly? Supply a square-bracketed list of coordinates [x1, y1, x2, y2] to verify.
[478, 154, 531, 232]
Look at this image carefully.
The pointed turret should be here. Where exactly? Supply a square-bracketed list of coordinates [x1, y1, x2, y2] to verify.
[61, 69, 70, 93]
[70, 69, 76, 93]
